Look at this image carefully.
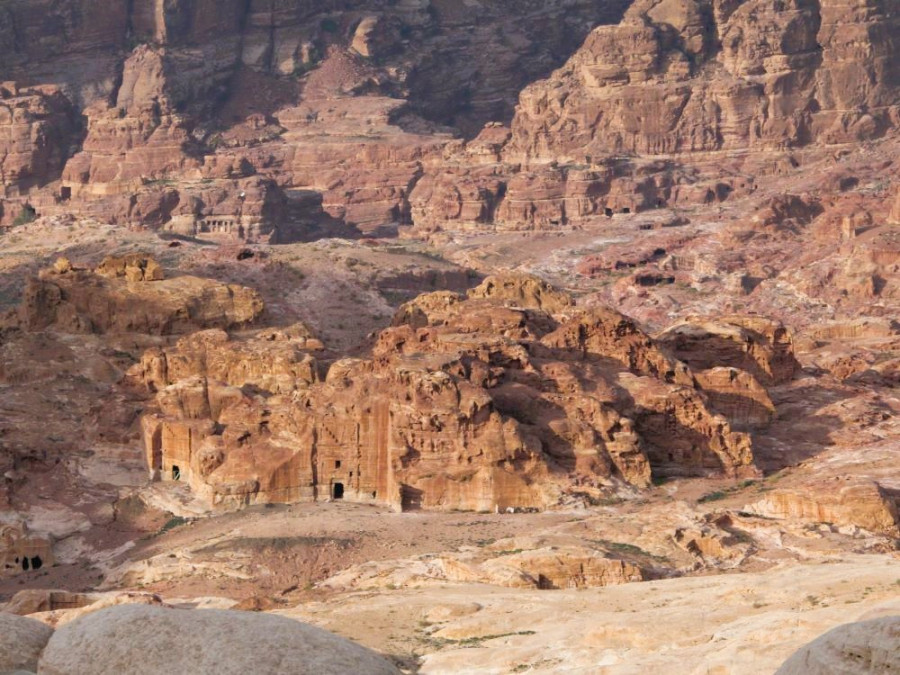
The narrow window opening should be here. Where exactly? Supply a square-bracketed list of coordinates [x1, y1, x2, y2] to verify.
[172, 465, 181, 481]
[335, 460, 341, 469]
[22, 558, 29, 571]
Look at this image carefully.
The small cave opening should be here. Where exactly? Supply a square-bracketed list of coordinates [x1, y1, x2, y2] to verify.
[621, 207, 631, 214]
[21, 557, 29, 571]
[332, 482, 344, 500]
[604, 207, 614, 217]
[335, 460, 341, 469]
[172, 465, 181, 481]
[31, 556, 42, 570]
[60, 186, 72, 201]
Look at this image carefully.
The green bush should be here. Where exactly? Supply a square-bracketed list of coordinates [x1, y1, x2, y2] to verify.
[12, 205, 36, 227]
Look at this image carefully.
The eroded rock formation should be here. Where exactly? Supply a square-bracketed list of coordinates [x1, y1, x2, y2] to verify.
[132, 274, 768, 511]
[19, 256, 264, 335]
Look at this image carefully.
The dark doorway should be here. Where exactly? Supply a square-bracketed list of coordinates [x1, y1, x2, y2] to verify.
[31, 556, 42, 570]
[172, 465, 181, 481]
[401, 484, 424, 511]
[332, 482, 344, 499]
[60, 186, 72, 201]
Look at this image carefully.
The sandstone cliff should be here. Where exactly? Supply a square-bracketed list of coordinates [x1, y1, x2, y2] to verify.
[132, 274, 769, 512]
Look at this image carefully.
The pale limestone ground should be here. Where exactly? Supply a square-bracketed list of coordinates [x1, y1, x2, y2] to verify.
[280, 555, 900, 675]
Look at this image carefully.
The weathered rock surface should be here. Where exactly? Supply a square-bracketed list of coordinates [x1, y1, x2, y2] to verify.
[1, 514, 55, 577]
[133, 273, 763, 511]
[0, 83, 76, 197]
[324, 539, 649, 591]
[658, 316, 801, 386]
[506, 0, 900, 162]
[37, 605, 400, 675]
[0, 612, 54, 673]
[776, 616, 900, 675]
[20, 256, 263, 335]
[0, 0, 635, 234]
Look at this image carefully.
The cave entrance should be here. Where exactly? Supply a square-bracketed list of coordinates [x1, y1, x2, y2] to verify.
[332, 482, 344, 500]
[31, 556, 42, 570]
[60, 186, 71, 201]
[172, 465, 181, 481]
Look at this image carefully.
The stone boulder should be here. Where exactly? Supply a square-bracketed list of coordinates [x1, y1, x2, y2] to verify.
[37, 605, 399, 675]
[0, 612, 54, 673]
[776, 616, 900, 674]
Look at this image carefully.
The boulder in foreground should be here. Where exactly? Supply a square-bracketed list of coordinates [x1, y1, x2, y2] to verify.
[0, 612, 54, 672]
[776, 616, 900, 675]
[38, 605, 400, 675]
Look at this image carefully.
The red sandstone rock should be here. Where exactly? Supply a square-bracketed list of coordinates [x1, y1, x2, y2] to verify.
[133, 274, 764, 511]
[20, 257, 263, 335]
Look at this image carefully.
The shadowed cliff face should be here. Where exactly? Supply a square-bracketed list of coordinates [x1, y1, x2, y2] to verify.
[0, 0, 632, 232]
[3, 0, 900, 236]
[0, 0, 630, 125]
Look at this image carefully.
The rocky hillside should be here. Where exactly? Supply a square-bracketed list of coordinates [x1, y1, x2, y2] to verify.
[4, 0, 900, 237]
[0, 0, 628, 233]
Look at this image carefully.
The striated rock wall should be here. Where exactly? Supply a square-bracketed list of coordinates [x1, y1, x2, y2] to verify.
[505, 0, 900, 163]
[0, 0, 633, 233]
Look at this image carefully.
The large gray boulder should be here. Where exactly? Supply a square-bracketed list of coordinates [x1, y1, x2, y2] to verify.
[0, 612, 54, 672]
[776, 616, 900, 674]
[38, 605, 400, 675]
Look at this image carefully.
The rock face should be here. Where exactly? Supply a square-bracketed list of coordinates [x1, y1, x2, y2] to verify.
[324, 541, 649, 591]
[776, 616, 900, 675]
[506, 0, 900, 162]
[3, 0, 900, 234]
[0, 83, 76, 197]
[37, 605, 400, 675]
[0, 0, 632, 234]
[746, 481, 900, 536]
[1, 514, 55, 577]
[134, 274, 763, 512]
[21, 256, 264, 335]
[657, 316, 801, 387]
[0, 612, 54, 673]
